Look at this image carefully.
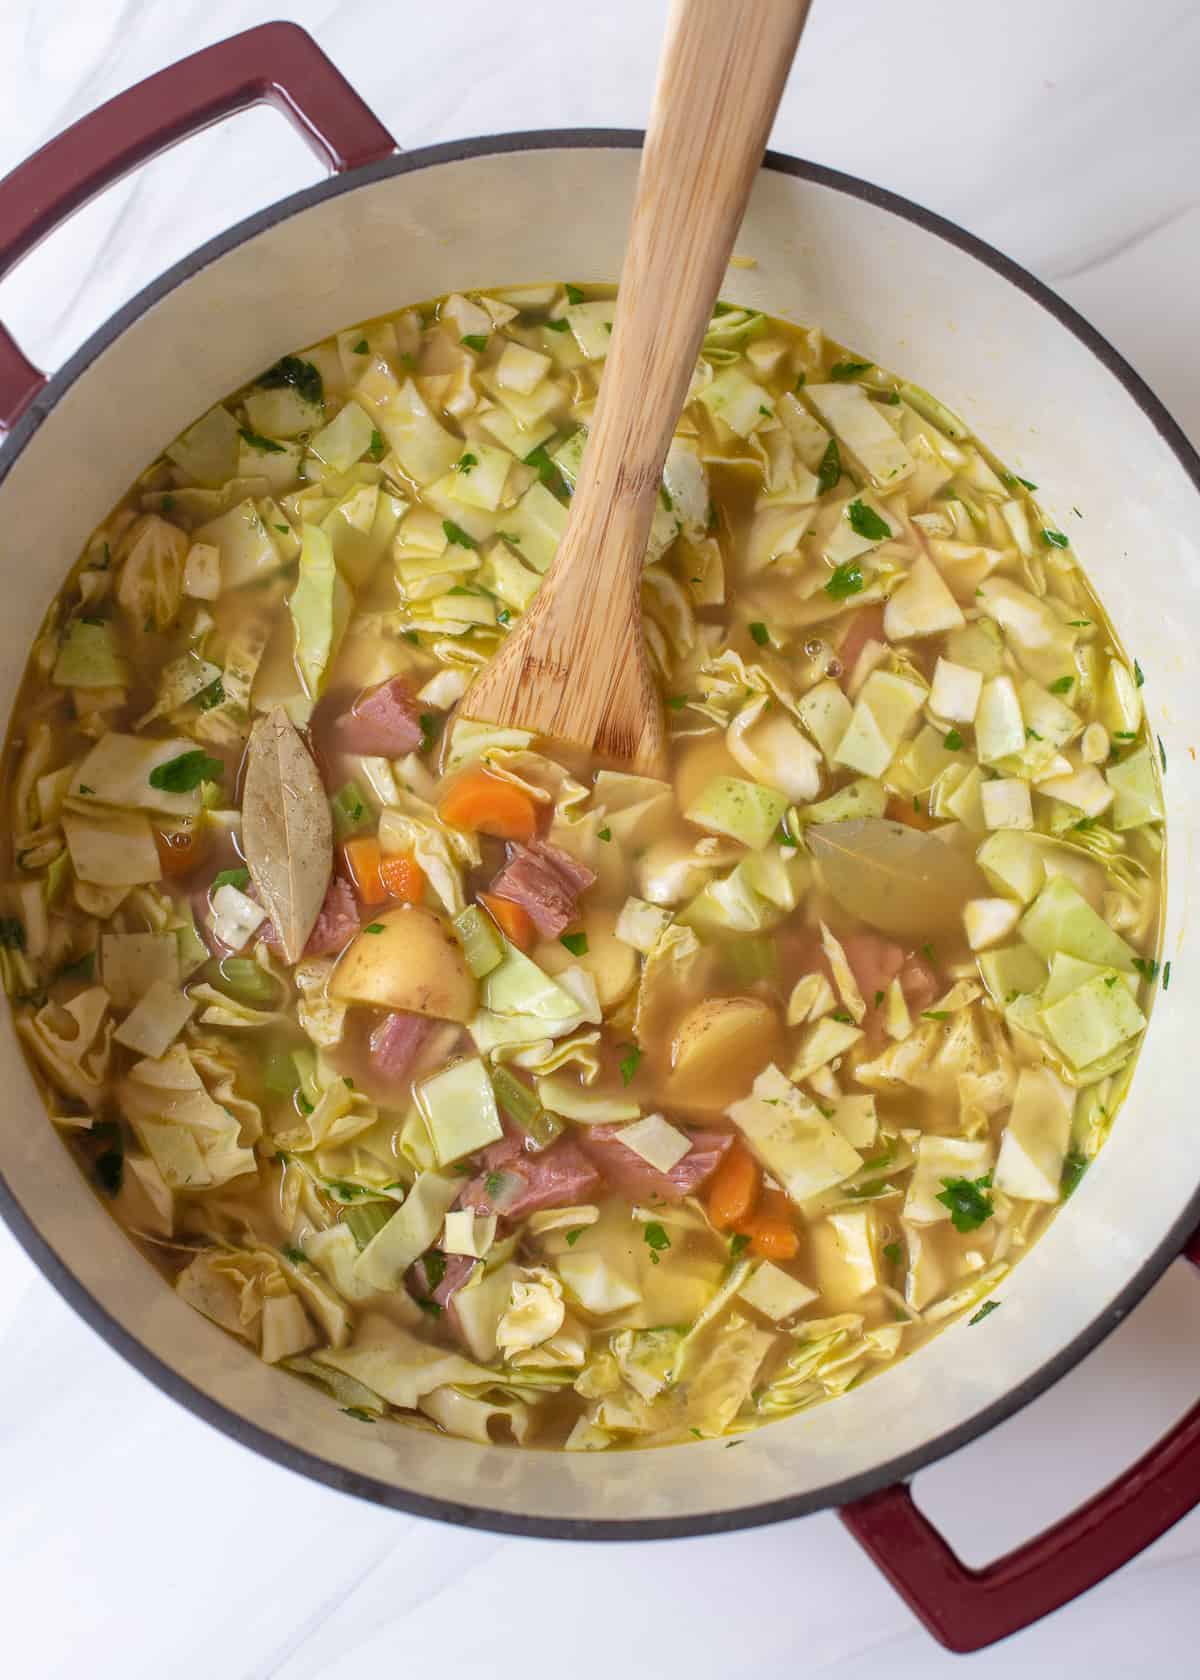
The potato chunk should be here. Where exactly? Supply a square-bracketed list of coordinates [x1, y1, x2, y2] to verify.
[331, 905, 477, 1022]
[666, 996, 780, 1112]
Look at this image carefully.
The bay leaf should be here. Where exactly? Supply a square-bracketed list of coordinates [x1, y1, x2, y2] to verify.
[242, 707, 333, 963]
[808, 817, 986, 941]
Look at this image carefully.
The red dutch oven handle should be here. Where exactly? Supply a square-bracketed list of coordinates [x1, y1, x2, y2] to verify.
[0, 20, 397, 431]
[841, 1226, 1200, 1652]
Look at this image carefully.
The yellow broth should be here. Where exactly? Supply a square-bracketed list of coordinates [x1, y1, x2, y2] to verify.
[0, 283, 1164, 1448]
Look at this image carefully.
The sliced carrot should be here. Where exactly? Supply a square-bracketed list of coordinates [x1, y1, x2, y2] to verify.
[886, 793, 939, 831]
[744, 1214, 800, 1261]
[707, 1141, 761, 1230]
[480, 890, 536, 952]
[438, 769, 537, 841]
[154, 824, 209, 879]
[380, 852, 425, 904]
[342, 835, 386, 906]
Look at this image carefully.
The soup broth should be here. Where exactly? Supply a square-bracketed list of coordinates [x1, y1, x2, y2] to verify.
[2, 283, 1164, 1449]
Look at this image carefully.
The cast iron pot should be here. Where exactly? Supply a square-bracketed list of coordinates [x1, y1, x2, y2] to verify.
[0, 23, 1198, 1654]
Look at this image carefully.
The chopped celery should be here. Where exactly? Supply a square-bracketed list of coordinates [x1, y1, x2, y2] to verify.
[490, 1064, 564, 1150]
[453, 904, 504, 978]
[211, 956, 278, 1007]
[330, 780, 372, 841]
[345, 1202, 395, 1250]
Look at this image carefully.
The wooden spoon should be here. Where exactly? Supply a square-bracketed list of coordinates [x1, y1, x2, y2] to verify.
[462, 0, 812, 774]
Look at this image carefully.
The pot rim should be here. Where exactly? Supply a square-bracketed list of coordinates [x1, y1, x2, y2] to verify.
[1, 128, 1197, 1541]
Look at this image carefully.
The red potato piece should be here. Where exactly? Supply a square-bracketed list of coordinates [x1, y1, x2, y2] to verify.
[459, 1137, 601, 1220]
[334, 675, 424, 757]
[488, 840, 597, 940]
[367, 1011, 433, 1084]
[576, 1125, 733, 1204]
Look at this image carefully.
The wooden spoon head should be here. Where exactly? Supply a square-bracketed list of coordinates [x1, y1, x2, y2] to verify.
[461, 583, 666, 776]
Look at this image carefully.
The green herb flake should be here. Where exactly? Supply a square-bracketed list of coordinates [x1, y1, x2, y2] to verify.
[618, 1044, 642, 1086]
[1132, 957, 1159, 982]
[597, 826, 612, 842]
[484, 1171, 505, 1197]
[238, 427, 285, 455]
[667, 693, 689, 711]
[210, 870, 258, 905]
[936, 1172, 995, 1233]
[659, 485, 673, 512]
[943, 728, 963, 751]
[921, 943, 935, 962]
[969, 1300, 1001, 1326]
[1060, 1151, 1089, 1199]
[830, 360, 873, 381]
[456, 452, 479, 475]
[846, 499, 891, 542]
[643, 1222, 671, 1263]
[873, 989, 885, 1008]
[816, 437, 841, 496]
[544, 318, 570, 333]
[341, 1407, 376, 1422]
[1163, 961, 1172, 990]
[748, 621, 770, 647]
[1041, 528, 1070, 549]
[256, 355, 323, 407]
[564, 1227, 585, 1247]
[564, 284, 585, 305]
[825, 561, 865, 600]
[729, 1233, 751, 1261]
[560, 931, 589, 957]
[883, 1242, 903, 1265]
[442, 519, 478, 550]
[1134, 659, 1145, 688]
[462, 333, 489, 352]
[282, 1244, 306, 1265]
[1158, 734, 1167, 772]
[149, 750, 224, 793]
[1049, 675, 1075, 694]
[831, 1011, 853, 1024]
[416, 1298, 442, 1318]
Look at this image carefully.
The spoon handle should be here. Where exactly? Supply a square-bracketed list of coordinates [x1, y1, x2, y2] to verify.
[547, 0, 812, 622]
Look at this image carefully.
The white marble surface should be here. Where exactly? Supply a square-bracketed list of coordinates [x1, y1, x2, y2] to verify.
[2, 2, 1200, 1673]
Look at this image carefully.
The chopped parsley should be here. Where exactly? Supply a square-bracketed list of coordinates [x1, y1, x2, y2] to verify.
[969, 1300, 1001, 1326]
[1060, 1151, 1089, 1199]
[748, 621, 770, 646]
[816, 437, 841, 496]
[1134, 659, 1145, 688]
[874, 989, 885, 1007]
[1158, 734, 1167, 772]
[564, 1227, 585, 1247]
[256, 355, 323, 406]
[461, 333, 489, 352]
[1041, 528, 1069, 549]
[618, 1044, 642, 1086]
[1132, 957, 1159, 982]
[1049, 674, 1075, 694]
[365, 923, 385, 934]
[212, 867, 250, 892]
[523, 444, 563, 490]
[422, 1250, 447, 1290]
[667, 693, 689, 711]
[643, 1222, 671, 1264]
[943, 728, 963, 751]
[281, 1244, 306, 1265]
[544, 318, 570, 333]
[825, 561, 865, 600]
[830, 359, 873, 381]
[882, 1242, 903, 1266]
[1164, 961, 1172, 990]
[442, 519, 478, 550]
[846, 499, 890, 541]
[416, 1298, 442, 1318]
[936, 1172, 994, 1233]
[560, 932, 589, 957]
[565, 284, 585, 305]
[729, 1233, 751, 1261]
[659, 485, 674, 512]
[597, 826, 612, 842]
[341, 1407, 376, 1422]
[831, 1011, 853, 1024]
[148, 750, 223, 792]
[419, 712, 443, 754]
[367, 429, 385, 461]
[456, 452, 478, 475]
[484, 1171, 505, 1197]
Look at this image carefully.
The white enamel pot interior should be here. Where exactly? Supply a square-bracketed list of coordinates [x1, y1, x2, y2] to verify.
[1, 135, 1197, 1537]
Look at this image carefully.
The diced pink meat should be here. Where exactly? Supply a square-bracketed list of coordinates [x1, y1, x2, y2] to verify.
[576, 1126, 733, 1203]
[460, 1136, 601, 1220]
[488, 840, 597, 939]
[260, 876, 360, 959]
[841, 931, 906, 1004]
[368, 1011, 433, 1084]
[836, 604, 886, 691]
[899, 952, 940, 1013]
[334, 675, 424, 757]
[407, 1251, 476, 1311]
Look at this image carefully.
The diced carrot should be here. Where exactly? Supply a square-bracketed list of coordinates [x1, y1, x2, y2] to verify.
[342, 835, 386, 906]
[886, 793, 940, 831]
[707, 1141, 761, 1230]
[154, 824, 209, 879]
[734, 1188, 800, 1260]
[380, 852, 425, 903]
[438, 769, 537, 841]
[480, 890, 537, 951]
